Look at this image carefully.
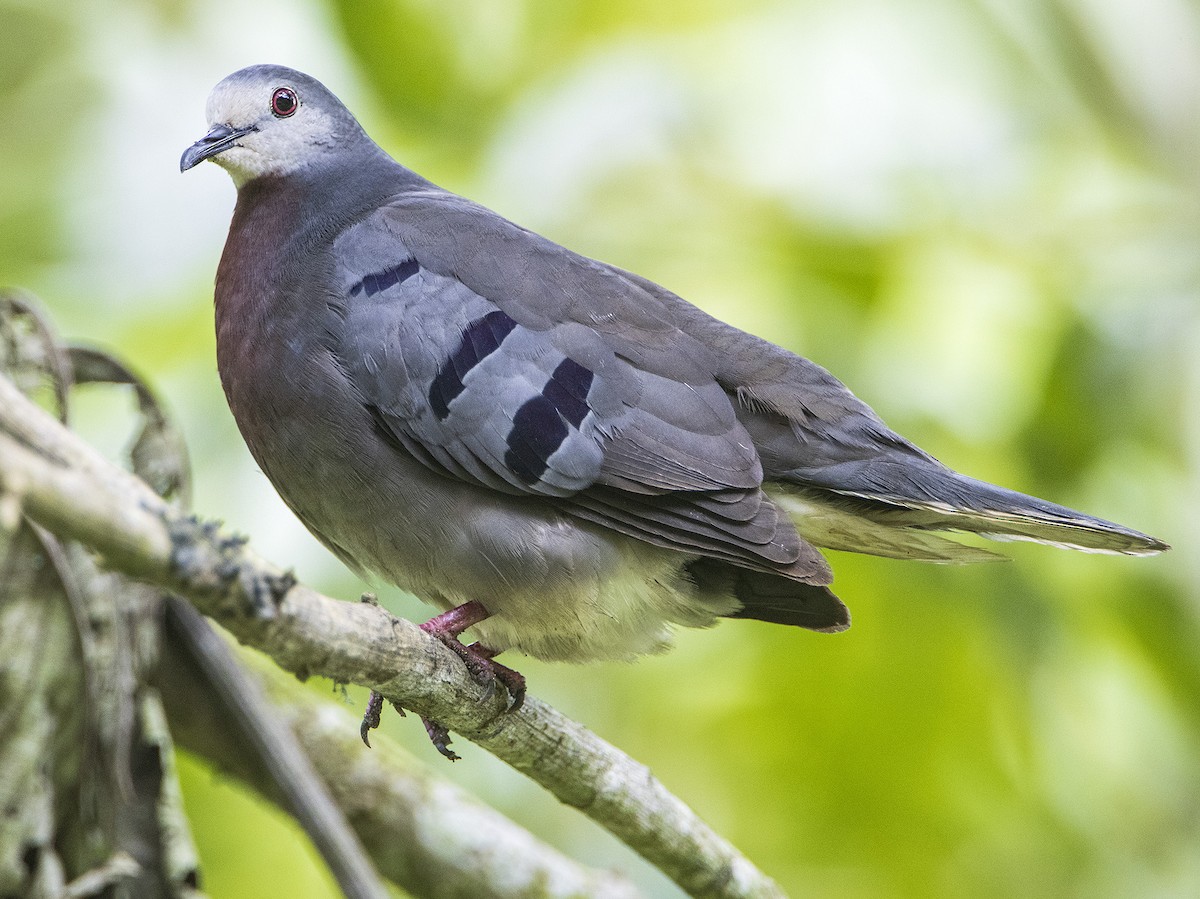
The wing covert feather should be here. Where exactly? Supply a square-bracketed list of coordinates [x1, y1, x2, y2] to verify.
[325, 197, 819, 577]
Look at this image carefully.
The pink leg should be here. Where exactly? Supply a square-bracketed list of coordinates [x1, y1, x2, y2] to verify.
[419, 600, 490, 638]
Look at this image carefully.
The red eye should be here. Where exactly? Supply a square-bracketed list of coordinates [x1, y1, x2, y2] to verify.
[271, 87, 298, 117]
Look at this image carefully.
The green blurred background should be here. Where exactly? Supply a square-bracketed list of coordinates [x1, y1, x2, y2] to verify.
[2, 0, 1196, 896]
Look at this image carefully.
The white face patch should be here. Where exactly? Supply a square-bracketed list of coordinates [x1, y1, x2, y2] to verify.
[203, 76, 342, 186]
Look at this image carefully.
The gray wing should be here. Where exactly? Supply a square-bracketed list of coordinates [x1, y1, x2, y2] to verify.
[326, 192, 830, 581]
[612, 268, 1167, 556]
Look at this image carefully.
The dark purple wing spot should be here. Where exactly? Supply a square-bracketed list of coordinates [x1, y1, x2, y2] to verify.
[429, 310, 519, 420]
[542, 358, 593, 427]
[505, 395, 568, 485]
[349, 258, 420, 297]
[504, 357, 594, 484]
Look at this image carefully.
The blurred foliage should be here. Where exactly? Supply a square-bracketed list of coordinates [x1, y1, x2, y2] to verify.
[2, 0, 1196, 896]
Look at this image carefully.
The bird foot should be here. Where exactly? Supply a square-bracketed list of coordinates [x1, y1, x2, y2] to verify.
[359, 601, 526, 760]
[414, 638, 524, 761]
[420, 602, 525, 712]
[424, 632, 527, 713]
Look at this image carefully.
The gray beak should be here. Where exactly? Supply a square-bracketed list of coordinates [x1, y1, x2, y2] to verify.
[180, 123, 256, 172]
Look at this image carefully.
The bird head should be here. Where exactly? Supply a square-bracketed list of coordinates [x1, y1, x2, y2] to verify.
[180, 64, 367, 185]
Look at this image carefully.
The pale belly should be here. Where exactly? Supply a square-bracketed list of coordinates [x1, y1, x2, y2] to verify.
[338, 476, 739, 663]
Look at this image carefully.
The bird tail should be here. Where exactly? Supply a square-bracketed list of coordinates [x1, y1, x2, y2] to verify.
[688, 558, 851, 632]
[778, 463, 1168, 559]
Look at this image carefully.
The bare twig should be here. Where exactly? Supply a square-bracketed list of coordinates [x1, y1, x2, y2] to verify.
[162, 597, 388, 899]
[63, 852, 141, 898]
[0, 375, 786, 899]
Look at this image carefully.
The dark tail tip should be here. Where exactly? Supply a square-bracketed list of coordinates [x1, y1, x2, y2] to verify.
[691, 559, 851, 632]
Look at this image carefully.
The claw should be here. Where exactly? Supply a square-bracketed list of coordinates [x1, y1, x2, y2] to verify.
[469, 642, 526, 712]
[494, 663, 526, 713]
[422, 717, 461, 762]
[476, 673, 497, 704]
[360, 690, 384, 748]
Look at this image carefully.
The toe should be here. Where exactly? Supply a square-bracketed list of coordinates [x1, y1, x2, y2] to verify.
[360, 690, 384, 747]
[422, 717, 461, 762]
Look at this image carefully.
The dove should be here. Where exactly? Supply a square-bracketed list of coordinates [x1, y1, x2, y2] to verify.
[182, 64, 1167, 757]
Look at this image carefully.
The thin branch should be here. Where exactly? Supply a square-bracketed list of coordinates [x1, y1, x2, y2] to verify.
[162, 597, 389, 899]
[0, 375, 786, 899]
[63, 853, 141, 899]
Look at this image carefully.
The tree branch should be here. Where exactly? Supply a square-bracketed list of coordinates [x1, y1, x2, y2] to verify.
[0, 375, 786, 899]
[161, 596, 389, 899]
[157, 599, 640, 899]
